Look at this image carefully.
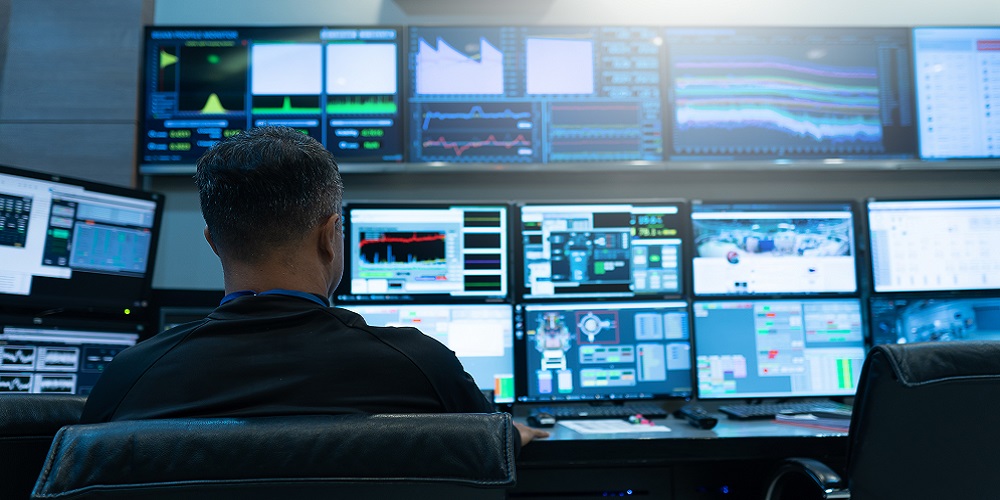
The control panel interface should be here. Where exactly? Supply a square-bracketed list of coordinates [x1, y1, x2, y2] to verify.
[339, 205, 508, 301]
[141, 27, 404, 172]
[868, 199, 1000, 293]
[691, 202, 857, 296]
[408, 26, 665, 164]
[870, 296, 1000, 345]
[343, 303, 515, 403]
[0, 327, 138, 395]
[517, 301, 693, 402]
[693, 299, 865, 399]
[520, 203, 685, 300]
[914, 28, 1000, 159]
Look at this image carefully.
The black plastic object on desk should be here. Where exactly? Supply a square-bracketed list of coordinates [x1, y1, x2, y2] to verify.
[673, 406, 719, 429]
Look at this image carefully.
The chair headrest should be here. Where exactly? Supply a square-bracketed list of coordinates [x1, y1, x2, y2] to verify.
[873, 341, 1000, 387]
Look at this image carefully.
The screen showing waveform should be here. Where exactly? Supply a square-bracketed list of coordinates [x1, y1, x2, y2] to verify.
[665, 28, 917, 160]
[0, 346, 35, 368]
[416, 36, 505, 95]
[416, 102, 538, 162]
[359, 231, 446, 265]
[177, 45, 247, 114]
[0, 374, 32, 392]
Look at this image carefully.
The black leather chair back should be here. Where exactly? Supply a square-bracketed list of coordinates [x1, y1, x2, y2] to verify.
[32, 412, 516, 499]
[848, 341, 1000, 499]
[0, 394, 87, 500]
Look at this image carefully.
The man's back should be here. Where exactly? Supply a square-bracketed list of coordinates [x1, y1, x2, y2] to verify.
[81, 293, 494, 423]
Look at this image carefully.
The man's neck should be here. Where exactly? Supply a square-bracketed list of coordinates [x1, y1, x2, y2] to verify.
[221, 257, 331, 297]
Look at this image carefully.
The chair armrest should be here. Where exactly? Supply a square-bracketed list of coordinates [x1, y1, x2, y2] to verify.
[765, 457, 849, 500]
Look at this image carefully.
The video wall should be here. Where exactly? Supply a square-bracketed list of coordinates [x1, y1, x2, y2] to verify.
[139, 25, 1000, 173]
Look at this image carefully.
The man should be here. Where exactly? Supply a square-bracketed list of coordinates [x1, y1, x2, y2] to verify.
[81, 126, 547, 446]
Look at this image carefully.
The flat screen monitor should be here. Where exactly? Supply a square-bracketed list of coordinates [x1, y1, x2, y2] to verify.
[516, 301, 693, 403]
[690, 201, 858, 296]
[0, 321, 140, 395]
[519, 202, 687, 300]
[693, 298, 865, 399]
[870, 295, 1000, 345]
[336, 203, 509, 303]
[341, 303, 515, 404]
[407, 26, 665, 164]
[913, 27, 1000, 159]
[663, 27, 917, 161]
[0, 165, 163, 317]
[867, 198, 1000, 293]
[139, 26, 404, 174]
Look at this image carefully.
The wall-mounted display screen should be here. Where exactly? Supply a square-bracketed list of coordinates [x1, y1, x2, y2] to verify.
[664, 27, 917, 161]
[518, 202, 687, 300]
[516, 301, 692, 402]
[914, 27, 1000, 159]
[870, 295, 1000, 345]
[336, 203, 509, 303]
[139, 26, 404, 173]
[408, 26, 665, 164]
[691, 201, 858, 296]
[867, 198, 1000, 293]
[693, 298, 865, 399]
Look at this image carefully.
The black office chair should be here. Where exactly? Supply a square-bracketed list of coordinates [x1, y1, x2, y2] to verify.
[0, 394, 87, 500]
[765, 341, 1000, 500]
[31, 412, 516, 499]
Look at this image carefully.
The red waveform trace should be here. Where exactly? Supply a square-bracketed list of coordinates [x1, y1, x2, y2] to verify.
[422, 135, 531, 157]
[358, 232, 446, 247]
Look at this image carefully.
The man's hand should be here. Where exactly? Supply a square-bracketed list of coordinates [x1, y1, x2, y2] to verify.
[514, 421, 550, 447]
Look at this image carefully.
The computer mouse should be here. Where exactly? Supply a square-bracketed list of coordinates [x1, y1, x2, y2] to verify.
[527, 412, 556, 428]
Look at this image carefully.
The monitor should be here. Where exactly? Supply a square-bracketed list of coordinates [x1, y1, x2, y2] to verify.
[870, 295, 1000, 345]
[341, 303, 515, 404]
[693, 298, 865, 400]
[515, 301, 693, 403]
[867, 198, 1000, 293]
[407, 26, 665, 164]
[336, 203, 509, 302]
[139, 26, 404, 174]
[519, 202, 687, 300]
[690, 201, 858, 296]
[0, 321, 140, 395]
[0, 164, 164, 317]
[663, 27, 917, 161]
[913, 27, 1000, 159]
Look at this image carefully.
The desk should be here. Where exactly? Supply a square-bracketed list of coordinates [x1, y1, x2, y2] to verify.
[513, 416, 847, 499]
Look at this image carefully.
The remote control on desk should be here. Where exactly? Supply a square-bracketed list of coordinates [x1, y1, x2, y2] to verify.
[674, 406, 719, 430]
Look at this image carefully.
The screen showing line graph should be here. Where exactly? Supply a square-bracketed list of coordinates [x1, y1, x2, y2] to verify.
[336, 203, 510, 303]
[408, 26, 665, 164]
[140, 26, 404, 173]
[664, 27, 917, 161]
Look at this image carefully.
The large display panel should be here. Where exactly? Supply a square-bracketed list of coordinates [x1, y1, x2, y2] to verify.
[0, 165, 163, 316]
[408, 26, 665, 164]
[342, 303, 515, 404]
[914, 27, 1000, 159]
[516, 301, 693, 403]
[870, 295, 1000, 345]
[0, 321, 139, 395]
[691, 202, 858, 296]
[693, 298, 865, 400]
[867, 198, 1000, 293]
[664, 27, 917, 161]
[140, 26, 404, 173]
[519, 202, 687, 300]
[336, 203, 509, 303]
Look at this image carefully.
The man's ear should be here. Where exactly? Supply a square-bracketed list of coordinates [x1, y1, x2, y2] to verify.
[204, 226, 220, 257]
[317, 213, 341, 260]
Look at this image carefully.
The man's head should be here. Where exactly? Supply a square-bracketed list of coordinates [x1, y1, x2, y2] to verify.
[195, 126, 344, 290]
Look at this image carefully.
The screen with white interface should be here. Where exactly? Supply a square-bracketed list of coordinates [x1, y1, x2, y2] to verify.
[0, 326, 138, 395]
[516, 301, 692, 402]
[693, 299, 865, 399]
[867, 199, 1000, 293]
[519, 203, 686, 300]
[870, 295, 1000, 345]
[691, 202, 857, 296]
[914, 27, 1000, 159]
[337, 204, 508, 302]
[342, 303, 515, 404]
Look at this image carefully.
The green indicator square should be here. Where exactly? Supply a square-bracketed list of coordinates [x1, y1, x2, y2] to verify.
[594, 262, 605, 275]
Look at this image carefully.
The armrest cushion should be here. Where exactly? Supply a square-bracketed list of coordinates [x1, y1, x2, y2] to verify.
[765, 458, 847, 500]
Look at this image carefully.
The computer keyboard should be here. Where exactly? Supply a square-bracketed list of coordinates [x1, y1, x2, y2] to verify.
[718, 401, 852, 420]
[530, 404, 669, 421]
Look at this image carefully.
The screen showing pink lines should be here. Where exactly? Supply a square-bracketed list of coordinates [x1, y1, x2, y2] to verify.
[408, 26, 665, 163]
